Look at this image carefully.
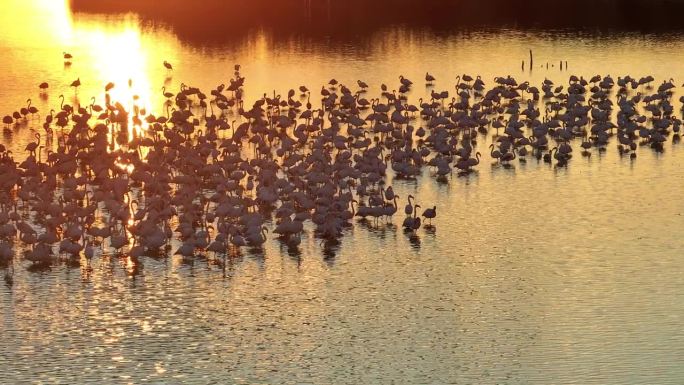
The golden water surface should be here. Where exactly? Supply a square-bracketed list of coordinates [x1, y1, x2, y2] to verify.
[2, 0, 684, 384]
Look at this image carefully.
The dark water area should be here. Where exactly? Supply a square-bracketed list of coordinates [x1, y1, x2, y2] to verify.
[70, 0, 684, 46]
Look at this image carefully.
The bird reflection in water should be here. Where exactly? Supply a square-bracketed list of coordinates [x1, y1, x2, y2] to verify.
[321, 239, 340, 266]
[221, 254, 241, 279]
[247, 247, 266, 270]
[457, 170, 478, 178]
[26, 261, 51, 273]
[3, 263, 13, 288]
[180, 255, 196, 267]
[277, 237, 302, 267]
[423, 224, 436, 236]
[407, 232, 421, 250]
[287, 247, 302, 269]
[362, 220, 397, 240]
[124, 255, 143, 278]
[65, 256, 82, 269]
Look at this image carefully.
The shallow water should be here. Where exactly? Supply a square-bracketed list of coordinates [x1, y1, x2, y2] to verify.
[3, 0, 684, 384]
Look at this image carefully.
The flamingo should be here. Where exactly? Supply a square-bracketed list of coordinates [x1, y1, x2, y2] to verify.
[403, 205, 421, 231]
[2, 115, 12, 128]
[425, 72, 436, 85]
[422, 206, 436, 225]
[0, 68, 680, 270]
[70, 78, 81, 93]
[25, 133, 40, 156]
[162, 86, 174, 99]
[404, 195, 415, 215]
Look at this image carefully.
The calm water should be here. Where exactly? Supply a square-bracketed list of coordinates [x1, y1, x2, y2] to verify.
[3, 0, 684, 384]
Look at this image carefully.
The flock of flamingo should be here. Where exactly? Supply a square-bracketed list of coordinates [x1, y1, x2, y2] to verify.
[1, 52, 683, 278]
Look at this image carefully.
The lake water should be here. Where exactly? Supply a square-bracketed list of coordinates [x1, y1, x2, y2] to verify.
[2, 0, 684, 384]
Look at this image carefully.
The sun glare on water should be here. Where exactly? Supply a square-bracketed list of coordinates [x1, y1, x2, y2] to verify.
[0, 0, 170, 153]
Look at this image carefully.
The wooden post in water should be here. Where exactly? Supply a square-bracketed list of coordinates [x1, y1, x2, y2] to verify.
[522, 60, 525, 71]
[529, 49, 533, 68]
[560, 61, 563, 70]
